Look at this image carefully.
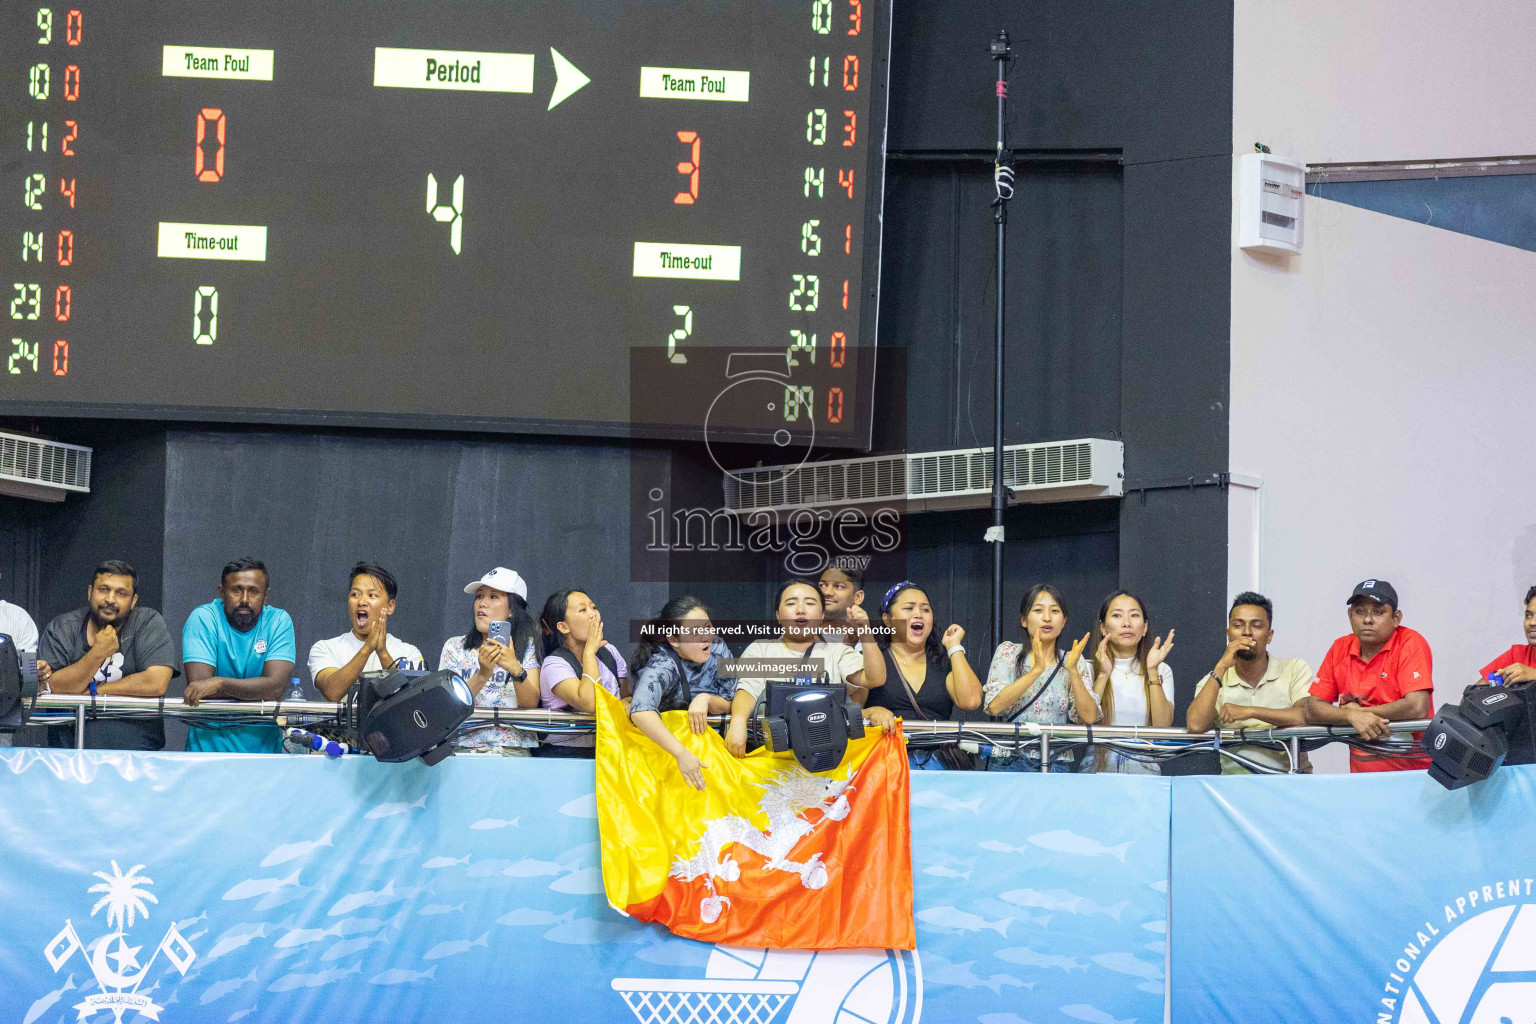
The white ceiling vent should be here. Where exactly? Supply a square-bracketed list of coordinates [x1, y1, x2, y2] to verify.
[723, 439, 1123, 514]
[0, 431, 91, 502]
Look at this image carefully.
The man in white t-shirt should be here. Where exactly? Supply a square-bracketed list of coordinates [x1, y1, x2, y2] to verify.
[0, 574, 39, 653]
[309, 563, 426, 702]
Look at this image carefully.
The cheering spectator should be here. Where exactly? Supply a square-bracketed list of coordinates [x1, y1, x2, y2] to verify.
[730, 581, 879, 757]
[628, 596, 736, 790]
[309, 563, 426, 702]
[817, 563, 867, 646]
[1476, 585, 1536, 684]
[539, 589, 628, 755]
[982, 584, 1095, 771]
[865, 581, 984, 769]
[1304, 579, 1432, 772]
[1184, 592, 1313, 773]
[181, 557, 296, 753]
[440, 567, 541, 755]
[37, 560, 177, 750]
[1091, 590, 1175, 774]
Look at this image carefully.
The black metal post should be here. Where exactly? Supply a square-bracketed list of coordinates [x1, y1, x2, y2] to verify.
[989, 30, 1013, 652]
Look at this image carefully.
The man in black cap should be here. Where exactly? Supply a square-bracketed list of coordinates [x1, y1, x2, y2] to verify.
[1304, 579, 1433, 772]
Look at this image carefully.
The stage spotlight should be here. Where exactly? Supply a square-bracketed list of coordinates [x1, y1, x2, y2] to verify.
[352, 669, 473, 766]
[1424, 684, 1535, 790]
[762, 683, 865, 773]
[0, 633, 38, 730]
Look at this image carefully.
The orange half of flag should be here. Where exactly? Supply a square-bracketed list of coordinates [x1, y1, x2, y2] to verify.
[594, 687, 914, 950]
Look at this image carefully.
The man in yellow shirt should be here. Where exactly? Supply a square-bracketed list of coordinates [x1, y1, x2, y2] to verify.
[1185, 592, 1313, 773]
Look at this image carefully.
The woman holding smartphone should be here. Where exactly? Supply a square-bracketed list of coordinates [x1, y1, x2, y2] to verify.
[438, 567, 541, 756]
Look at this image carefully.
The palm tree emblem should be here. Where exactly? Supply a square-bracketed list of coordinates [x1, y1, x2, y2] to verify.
[44, 861, 197, 1023]
[88, 861, 159, 931]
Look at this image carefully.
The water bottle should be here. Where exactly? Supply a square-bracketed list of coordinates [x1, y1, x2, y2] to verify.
[287, 675, 305, 702]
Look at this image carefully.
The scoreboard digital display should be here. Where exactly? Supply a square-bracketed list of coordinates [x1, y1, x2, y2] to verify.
[1, 1, 889, 445]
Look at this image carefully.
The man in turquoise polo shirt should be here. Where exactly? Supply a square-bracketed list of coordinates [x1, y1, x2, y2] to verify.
[181, 557, 296, 753]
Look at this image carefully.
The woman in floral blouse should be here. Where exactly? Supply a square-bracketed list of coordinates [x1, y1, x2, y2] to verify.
[982, 583, 1098, 772]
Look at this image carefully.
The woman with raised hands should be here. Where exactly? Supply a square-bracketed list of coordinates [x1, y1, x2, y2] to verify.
[982, 583, 1098, 771]
[627, 596, 736, 791]
[864, 581, 984, 769]
[1092, 589, 1176, 774]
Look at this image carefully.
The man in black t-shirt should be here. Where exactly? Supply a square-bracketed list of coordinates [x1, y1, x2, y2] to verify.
[38, 559, 178, 750]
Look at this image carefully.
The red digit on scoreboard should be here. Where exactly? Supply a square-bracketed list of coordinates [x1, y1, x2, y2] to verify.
[843, 55, 859, 91]
[838, 168, 854, 198]
[54, 286, 71, 322]
[674, 130, 700, 204]
[830, 331, 846, 368]
[65, 10, 83, 45]
[842, 279, 849, 309]
[827, 387, 844, 424]
[195, 109, 226, 183]
[62, 120, 78, 156]
[52, 340, 68, 376]
[59, 178, 75, 209]
[56, 230, 73, 266]
[847, 0, 862, 36]
[63, 65, 80, 101]
[842, 111, 856, 146]
[844, 224, 852, 254]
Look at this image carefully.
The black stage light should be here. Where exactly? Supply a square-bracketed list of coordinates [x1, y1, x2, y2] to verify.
[0, 633, 38, 730]
[761, 682, 865, 773]
[353, 669, 473, 766]
[1424, 684, 1533, 790]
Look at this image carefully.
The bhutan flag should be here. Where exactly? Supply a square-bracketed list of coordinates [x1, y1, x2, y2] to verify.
[594, 687, 914, 950]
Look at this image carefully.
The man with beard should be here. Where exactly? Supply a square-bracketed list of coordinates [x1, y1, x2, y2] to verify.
[181, 557, 296, 753]
[1185, 592, 1314, 772]
[37, 560, 178, 750]
[817, 563, 867, 645]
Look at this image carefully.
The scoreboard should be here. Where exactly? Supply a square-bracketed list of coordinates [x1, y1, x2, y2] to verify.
[1, 1, 889, 445]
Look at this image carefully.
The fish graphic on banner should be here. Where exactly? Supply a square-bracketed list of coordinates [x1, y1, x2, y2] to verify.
[594, 688, 915, 950]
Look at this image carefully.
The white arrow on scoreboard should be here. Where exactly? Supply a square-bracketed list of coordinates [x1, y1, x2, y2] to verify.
[548, 47, 590, 109]
[373, 46, 589, 109]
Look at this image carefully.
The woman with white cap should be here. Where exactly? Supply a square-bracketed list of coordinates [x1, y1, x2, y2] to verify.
[438, 567, 541, 755]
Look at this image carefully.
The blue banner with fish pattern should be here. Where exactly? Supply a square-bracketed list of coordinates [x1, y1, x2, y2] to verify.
[1170, 764, 1536, 1024]
[0, 751, 1168, 1024]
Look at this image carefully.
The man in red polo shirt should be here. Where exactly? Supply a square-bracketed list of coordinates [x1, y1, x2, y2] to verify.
[1477, 585, 1536, 683]
[1305, 579, 1434, 772]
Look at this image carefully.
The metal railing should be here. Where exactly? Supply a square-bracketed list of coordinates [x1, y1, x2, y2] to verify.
[22, 694, 1431, 774]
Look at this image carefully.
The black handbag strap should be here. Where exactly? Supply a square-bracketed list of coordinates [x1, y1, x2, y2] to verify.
[888, 648, 937, 721]
[1010, 652, 1066, 722]
[550, 643, 619, 680]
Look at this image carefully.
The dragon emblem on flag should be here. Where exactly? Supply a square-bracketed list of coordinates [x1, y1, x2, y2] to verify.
[43, 861, 198, 1023]
[669, 767, 857, 923]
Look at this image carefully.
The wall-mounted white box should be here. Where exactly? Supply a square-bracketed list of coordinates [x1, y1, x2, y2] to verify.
[1240, 153, 1305, 254]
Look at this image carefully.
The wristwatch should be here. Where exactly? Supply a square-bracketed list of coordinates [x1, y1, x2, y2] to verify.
[507, 666, 528, 683]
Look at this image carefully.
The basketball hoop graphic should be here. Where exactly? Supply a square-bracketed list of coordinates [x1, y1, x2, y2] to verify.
[612, 943, 922, 1024]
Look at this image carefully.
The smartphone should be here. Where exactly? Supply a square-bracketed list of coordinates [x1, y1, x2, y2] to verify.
[487, 620, 512, 647]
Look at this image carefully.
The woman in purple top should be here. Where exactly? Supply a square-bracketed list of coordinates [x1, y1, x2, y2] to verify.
[537, 588, 628, 754]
